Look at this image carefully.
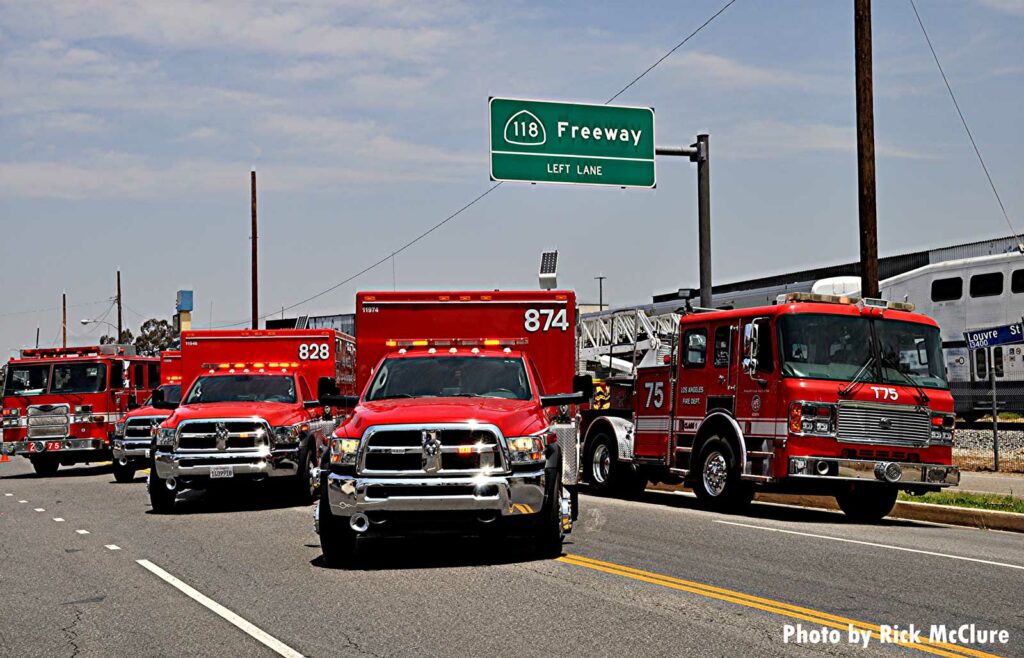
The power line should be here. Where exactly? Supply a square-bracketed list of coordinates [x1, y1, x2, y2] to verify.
[0, 298, 111, 321]
[908, 0, 1019, 245]
[215, 0, 739, 327]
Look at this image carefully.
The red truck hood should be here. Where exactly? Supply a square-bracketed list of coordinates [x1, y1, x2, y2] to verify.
[164, 402, 303, 428]
[340, 397, 546, 438]
[122, 405, 171, 421]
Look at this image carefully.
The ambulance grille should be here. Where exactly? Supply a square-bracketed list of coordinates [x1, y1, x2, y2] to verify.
[836, 402, 931, 445]
[360, 426, 506, 475]
[27, 405, 70, 439]
[175, 419, 269, 451]
[125, 417, 164, 440]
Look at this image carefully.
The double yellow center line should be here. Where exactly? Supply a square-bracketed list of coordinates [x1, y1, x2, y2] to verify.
[558, 554, 999, 658]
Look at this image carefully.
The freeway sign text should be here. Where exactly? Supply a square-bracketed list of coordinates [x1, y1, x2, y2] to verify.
[489, 97, 656, 188]
[963, 322, 1024, 350]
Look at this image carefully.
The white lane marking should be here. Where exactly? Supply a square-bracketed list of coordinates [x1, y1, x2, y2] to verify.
[53, 517, 65, 522]
[76, 529, 90, 535]
[4, 493, 12, 496]
[18, 500, 27, 503]
[34, 508, 44, 512]
[136, 559, 304, 658]
[105, 544, 121, 551]
[715, 520, 1024, 571]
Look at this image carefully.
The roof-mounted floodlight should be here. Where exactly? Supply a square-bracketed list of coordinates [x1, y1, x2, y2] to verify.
[539, 250, 558, 290]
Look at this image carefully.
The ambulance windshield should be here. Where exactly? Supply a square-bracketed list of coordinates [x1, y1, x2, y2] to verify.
[366, 356, 532, 401]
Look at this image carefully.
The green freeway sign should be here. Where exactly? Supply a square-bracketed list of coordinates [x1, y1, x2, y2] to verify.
[489, 97, 656, 188]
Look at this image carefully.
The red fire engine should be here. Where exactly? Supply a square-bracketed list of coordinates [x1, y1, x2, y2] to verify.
[580, 293, 960, 520]
[111, 350, 182, 483]
[148, 329, 356, 512]
[315, 291, 588, 564]
[1, 345, 160, 476]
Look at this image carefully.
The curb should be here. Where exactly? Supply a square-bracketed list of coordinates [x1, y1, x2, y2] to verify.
[645, 484, 1024, 533]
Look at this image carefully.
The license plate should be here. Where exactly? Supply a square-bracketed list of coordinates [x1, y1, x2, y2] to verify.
[209, 465, 234, 479]
[45, 441, 62, 451]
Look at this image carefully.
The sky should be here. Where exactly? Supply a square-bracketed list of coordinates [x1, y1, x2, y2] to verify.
[0, 0, 1022, 352]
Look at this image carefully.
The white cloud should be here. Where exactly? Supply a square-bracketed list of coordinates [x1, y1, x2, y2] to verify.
[977, 0, 1024, 16]
[724, 120, 933, 160]
[659, 51, 840, 93]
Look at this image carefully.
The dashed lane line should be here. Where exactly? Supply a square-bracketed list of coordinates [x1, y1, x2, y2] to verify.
[559, 554, 997, 658]
[18, 500, 27, 503]
[4, 493, 12, 496]
[136, 559, 303, 658]
[714, 520, 1024, 571]
[75, 529, 90, 535]
[105, 545, 121, 551]
[53, 518, 65, 522]
[33, 508, 44, 512]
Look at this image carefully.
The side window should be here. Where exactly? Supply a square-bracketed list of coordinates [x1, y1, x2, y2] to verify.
[298, 376, 314, 402]
[682, 328, 708, 368]
[713, 326, 731, 368]
[974, 349, 987, 380]
[930, 277, 962, 302]
[754, 317, 773, 373]
[1012, 270, 1024, 294]
[148, 363, 160, 387]
[133, 363, 145, 388]
[109, 361, 124, 390]
[969, 272, 1003, 298]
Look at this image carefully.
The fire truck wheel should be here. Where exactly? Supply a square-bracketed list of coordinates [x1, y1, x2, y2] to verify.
[693, 438, 752, 511]
[148, 472, 177, 514]
[112, 462, 136, 483]
[318, 474, 357, 567]
[586, 433, 644, 497]
[30, 455, 59, 477]
[835, 483, 898, 522]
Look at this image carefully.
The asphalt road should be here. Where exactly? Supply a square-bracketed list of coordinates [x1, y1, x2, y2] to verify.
[1, 458, 1021, 658]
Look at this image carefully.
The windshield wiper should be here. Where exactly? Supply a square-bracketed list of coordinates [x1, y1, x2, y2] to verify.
[839, 354, 875, 397]
[880, 354, 929, 404]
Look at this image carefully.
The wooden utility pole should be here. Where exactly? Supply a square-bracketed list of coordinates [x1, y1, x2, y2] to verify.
[251, 170, 259, 329]
[62, 292, 67, 348]
[855, 0, 879, 298]
[116, 269, 123, 342]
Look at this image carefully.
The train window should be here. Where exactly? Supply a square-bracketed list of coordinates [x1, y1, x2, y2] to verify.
[974, 349, 987, 380]
[713, 326, 731, 368]
[1012, 270, 1024, 294]
[969, 272, 1003, 298]
[682, 329, 707, 368]
[930, 277, 962, 302]
[993, 347, 1004, 378]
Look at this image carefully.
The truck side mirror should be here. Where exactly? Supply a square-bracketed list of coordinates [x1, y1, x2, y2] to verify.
[572, 374, 594, 401]
[317, 377, 358, 408]
[151, 387, 178, 411]
[742, 322, 759, 376]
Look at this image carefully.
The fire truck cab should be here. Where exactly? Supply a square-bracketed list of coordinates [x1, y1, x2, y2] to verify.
[148, 330, 356, 513]
[111, 350, 182, 483]
[2, 345, 159, 476]
[581, 293, 960, 521]
[315, 291, 587, 564]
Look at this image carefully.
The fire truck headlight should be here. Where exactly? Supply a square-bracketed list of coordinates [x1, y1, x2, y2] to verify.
[155, 428, 176, 448]
[508, 435, 545, 464]
[330, 438, 359, 465]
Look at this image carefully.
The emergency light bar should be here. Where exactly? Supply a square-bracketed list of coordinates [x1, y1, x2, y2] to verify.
[19, 344, 135, 358]
[384, 338, 530, 348]
[200, 361, 300, 372]
[778, 292, 915, 312]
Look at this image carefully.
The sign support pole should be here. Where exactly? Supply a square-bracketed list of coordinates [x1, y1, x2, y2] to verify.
[657, 136, 711, 308]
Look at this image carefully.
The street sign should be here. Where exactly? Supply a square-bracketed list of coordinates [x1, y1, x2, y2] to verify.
[963, 322, 1024, 350]
[489, 97, 656, 188]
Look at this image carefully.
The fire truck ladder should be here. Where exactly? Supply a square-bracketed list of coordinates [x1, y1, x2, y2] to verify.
[577, 308, 680, 374]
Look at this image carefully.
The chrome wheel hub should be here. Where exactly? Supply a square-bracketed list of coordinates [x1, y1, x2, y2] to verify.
[592, 443, 611, 485]
[703, 452, 728, 497]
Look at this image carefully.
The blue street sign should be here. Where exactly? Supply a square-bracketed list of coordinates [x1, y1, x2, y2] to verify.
[963, 322, 1024, 350]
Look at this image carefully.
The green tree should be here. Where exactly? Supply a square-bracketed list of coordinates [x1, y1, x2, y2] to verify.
[100, 329, 135, 346]
[134, 319, 175, 356]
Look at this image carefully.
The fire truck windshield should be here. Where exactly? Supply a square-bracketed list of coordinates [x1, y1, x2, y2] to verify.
[51, 363, 107, 394]
[780, 314, 948, 389]
[184, 375, 297, 404]
[365, 356, 532, 401]
[3, 364, 50, 396]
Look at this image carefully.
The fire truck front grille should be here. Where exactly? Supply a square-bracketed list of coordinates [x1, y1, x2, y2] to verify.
[360, 426, 506, 475]
[836, 403, 931, 445]
[176, 420, 268, 451]
[125, 417, 163, 440]
[27, 405, 70, 439]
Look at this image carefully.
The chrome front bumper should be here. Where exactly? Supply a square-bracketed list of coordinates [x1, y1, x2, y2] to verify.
[153, 447, 300, 480]
[322, 468, 548, 520]
[789, 457, 960, 487]
[1, 439, 106, 456]
[112, 439, 151, 460]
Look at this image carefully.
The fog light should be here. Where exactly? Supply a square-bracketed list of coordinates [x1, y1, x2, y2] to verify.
[815, 460, 831, 475]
